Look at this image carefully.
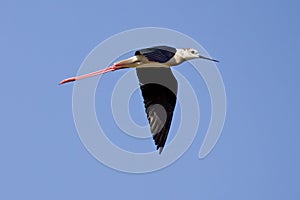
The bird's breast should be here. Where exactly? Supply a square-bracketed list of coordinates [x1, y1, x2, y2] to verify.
[165, 54, 185, 66]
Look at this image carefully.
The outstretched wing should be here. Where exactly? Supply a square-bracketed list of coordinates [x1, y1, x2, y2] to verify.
[136, 67, 178, 153]
[135, 46, 177, 63]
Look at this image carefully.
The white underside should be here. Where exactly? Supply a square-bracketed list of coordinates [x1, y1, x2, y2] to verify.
[114, 52, 185, 69]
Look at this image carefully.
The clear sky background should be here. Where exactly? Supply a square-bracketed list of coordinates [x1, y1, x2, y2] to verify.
[1, 0, 299, 199]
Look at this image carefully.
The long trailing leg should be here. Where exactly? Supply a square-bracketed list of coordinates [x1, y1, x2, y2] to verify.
[59, 56, 142, 85]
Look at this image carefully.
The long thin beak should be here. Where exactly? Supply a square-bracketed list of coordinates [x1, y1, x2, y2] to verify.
[198, 54, 219, 62]
[59, 65, 117, 84]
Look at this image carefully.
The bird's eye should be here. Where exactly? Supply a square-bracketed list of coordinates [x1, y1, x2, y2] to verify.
[190, 50, 195, 54]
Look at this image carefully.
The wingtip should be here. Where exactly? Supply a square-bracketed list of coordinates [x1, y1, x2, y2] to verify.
[158, 147, 164, 154]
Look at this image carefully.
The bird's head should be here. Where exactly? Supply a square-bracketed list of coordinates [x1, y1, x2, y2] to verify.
[180, 48, 219, 62]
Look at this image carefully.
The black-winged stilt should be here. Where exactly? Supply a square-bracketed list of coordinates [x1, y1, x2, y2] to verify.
[60, 46, 218, 153]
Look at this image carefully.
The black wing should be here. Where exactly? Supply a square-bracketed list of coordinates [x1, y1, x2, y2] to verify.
[136, 67, 178, 153]
[135, 46, 177, 63]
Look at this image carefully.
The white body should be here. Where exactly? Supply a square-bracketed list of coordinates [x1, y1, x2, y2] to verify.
[114, 48, 195, 69]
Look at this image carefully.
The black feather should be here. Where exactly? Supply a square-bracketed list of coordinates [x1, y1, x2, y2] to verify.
[135, 46, 177, 63]
[136, 67, 177, 153]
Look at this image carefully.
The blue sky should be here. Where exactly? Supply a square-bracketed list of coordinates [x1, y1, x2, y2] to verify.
[1, 0, 300, 199]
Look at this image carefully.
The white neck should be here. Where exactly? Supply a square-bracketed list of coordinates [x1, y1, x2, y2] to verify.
[165, 49, 185, 66]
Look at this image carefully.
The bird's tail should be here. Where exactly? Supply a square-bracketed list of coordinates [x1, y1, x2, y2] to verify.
[114, 56, 140, 67]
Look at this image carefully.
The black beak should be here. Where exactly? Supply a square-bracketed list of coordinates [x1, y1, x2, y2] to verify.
[198, 54, 219, 62]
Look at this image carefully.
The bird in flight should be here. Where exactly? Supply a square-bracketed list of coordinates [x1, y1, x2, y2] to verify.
[60, 46, 218, 153]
